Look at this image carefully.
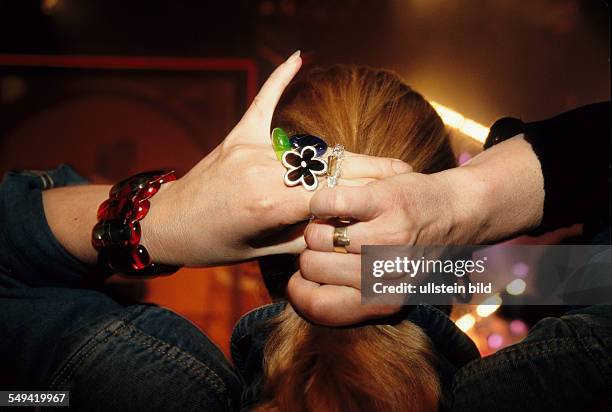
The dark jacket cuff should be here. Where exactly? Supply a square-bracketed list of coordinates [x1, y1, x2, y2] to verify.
[484, 102, 611, 237]
[0, 164, 91, 286]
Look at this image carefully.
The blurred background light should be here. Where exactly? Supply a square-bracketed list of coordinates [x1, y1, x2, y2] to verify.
[512, 261, 530, 278]
[0, 75, 26, 103]
[476, 294, 503, 317]
[455, 313, 476, 332]
[41, 0, 59, 14]
[509, 319, 529, 336]
[457, 152, 472, 165]
[487, 333, 504, 349]
[506, 278, 527, 295]
[430, 101, 490, 143]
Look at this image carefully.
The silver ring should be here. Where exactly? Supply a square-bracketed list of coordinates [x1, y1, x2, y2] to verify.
[326, 144, 345, 188]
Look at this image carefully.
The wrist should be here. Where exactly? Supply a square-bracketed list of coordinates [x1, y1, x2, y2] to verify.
[92, 170, 181, 275]
[437, 165, 489, 244]
[455, 135, 544, 243]
[139, 179, 184, 266]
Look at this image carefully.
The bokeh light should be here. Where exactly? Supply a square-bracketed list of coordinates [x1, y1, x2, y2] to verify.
[41, 0, 60, 14]
[487, 333, 504, 349]
[476, 294, 502, 317]
[455, 314, 476, 332]
[509, 319, 528, 336]
[458, 152, 472, 165]
[506, 278, 527, 295]
[512, 261, 530, 278]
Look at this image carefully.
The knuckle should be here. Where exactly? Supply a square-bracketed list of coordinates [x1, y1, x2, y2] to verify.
[328, 192, 348, 215]
[384, 159, 397, 175]
[242, 161, 267, 178]
[267, 68, 288, 89]
[303, 225, 321, 250]
[388, 230, 412, 245]
[376, 159, 393, 177]
[268, 70, 282, 84]
[306, 293, 330, 321]
[219, 138, 234, 155]
[247, 192, 277, 216]
[298, 250, 311, 274]
[287, 275, 304, 306]
[222, 143, 251, 163]
[383, 305, 402, 316]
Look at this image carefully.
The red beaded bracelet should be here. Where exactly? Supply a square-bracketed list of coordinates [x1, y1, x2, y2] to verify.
[92, 170, 179, 276]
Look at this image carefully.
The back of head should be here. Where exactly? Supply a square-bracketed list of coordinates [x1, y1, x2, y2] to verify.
[271, 65, 455, 173]
[256, 66, 455, 412]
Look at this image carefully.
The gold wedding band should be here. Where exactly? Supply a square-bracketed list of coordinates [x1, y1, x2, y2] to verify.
[333, 226, 350, 253]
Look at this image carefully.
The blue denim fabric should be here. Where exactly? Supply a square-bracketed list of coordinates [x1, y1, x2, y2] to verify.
[230, 303, 286, 411]
[450, 231, 612, 412]
[0, 166, 90, 287]
[1, 165, 611, 411]
[450, 304, 612, 412]
[0, 166, 242, 411]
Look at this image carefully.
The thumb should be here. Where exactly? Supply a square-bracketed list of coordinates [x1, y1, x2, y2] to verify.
[238, 51, 302, 143]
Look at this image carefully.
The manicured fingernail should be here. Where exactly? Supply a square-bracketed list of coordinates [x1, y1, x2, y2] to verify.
[286, 50, 301, 63]
[392, 160, 411, 174]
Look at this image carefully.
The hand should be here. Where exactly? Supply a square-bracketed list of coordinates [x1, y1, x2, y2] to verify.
[42, 52, 410, 268]
[145, 52, 412, 266]
[287, 171, 465, 325]
[288, 136, 544, 325]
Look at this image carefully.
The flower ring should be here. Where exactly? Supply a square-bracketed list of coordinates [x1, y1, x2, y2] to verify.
[281, 146, 328, 191]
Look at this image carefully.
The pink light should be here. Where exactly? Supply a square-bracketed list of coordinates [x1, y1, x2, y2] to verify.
[512, 262, 529, 278]
[458, 152, 472, 165]
[510, 320, 528, 336]
[487, 333, 504, 349]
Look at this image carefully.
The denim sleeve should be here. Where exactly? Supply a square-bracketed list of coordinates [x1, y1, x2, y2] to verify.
[0, 277, 242, 410]
[450, 228, 612, 412]
[450, 306, 612, 412]
[0, 165, 91, 286]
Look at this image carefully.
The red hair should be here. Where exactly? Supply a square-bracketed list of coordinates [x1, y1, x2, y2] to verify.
[256, 66, 455, 411]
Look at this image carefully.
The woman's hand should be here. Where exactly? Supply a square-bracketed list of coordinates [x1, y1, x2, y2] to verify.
[43, 52, 410, 268]
[288, 136, 544, 325]
[144, 52, 411, 266]
[287, 171, 472, 325]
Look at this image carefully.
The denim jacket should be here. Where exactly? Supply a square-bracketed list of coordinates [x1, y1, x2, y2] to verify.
[1, 166, 611, 411]
[0, 166, 242, 411]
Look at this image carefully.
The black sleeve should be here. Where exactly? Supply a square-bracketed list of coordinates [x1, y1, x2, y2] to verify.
[484, 102, 611, 238]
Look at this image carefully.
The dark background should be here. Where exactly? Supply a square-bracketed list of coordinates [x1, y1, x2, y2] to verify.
[1, 0, 608, 122]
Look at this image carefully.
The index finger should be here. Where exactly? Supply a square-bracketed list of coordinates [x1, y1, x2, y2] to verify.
[310, 185, 379, 221]
[341, 152, 412, 179]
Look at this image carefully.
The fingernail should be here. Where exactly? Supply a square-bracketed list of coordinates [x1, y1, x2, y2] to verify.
[391, 160, 411, 174]
[286, 50, 301, 63]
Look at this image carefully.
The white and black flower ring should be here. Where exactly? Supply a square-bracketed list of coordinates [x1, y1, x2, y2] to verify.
[281, 146, 328, 191]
